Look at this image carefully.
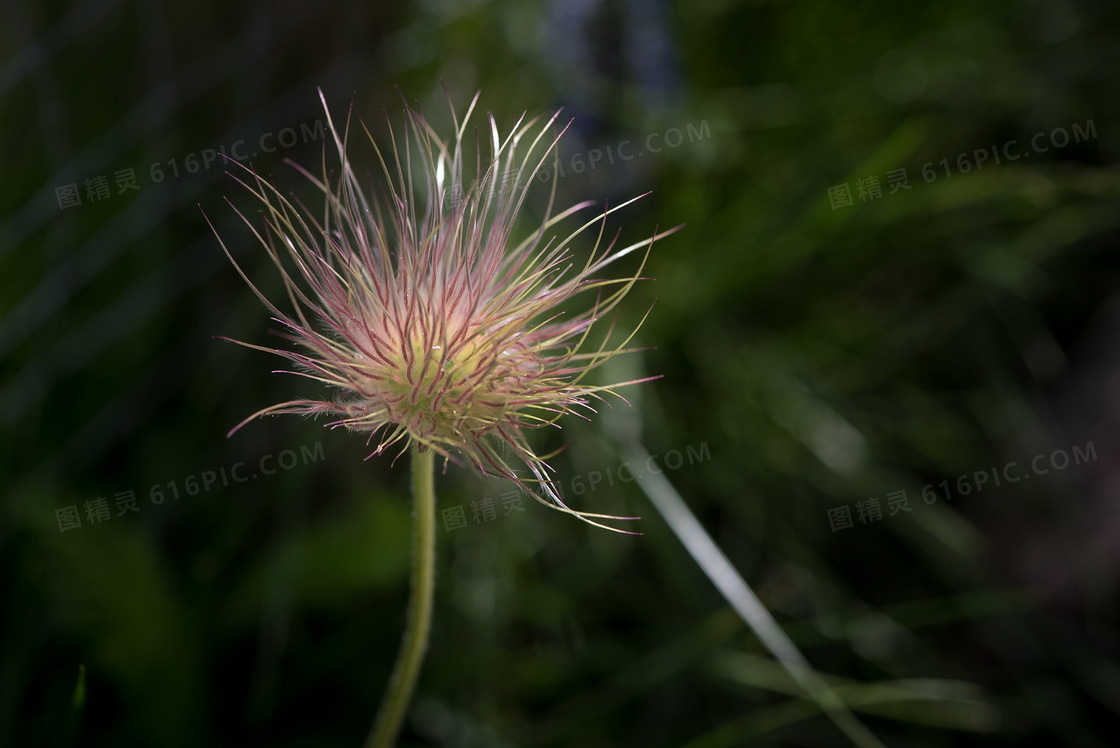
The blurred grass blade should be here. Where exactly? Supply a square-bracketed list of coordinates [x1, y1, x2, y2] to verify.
[71, 664, 86, 710]
[713, 651, 998, 730]
[606, 359, 884, 748]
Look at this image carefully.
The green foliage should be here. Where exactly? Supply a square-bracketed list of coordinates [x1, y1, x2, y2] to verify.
[3, 0, 1119, 745]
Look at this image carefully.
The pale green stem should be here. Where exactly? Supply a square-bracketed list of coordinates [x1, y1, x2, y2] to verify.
[366, 445, 436, 748]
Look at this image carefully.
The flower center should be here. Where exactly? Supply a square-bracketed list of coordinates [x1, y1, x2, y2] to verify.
[363, 326, 542, 443]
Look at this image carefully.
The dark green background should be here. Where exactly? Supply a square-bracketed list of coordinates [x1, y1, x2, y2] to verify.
[3, 1, 1119, 745]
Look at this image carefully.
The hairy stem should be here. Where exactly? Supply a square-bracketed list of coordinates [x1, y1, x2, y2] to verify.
[366, 445, 436, 748]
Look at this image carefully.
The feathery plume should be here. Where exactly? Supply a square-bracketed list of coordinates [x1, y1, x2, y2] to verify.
[210, 89, 676, 530]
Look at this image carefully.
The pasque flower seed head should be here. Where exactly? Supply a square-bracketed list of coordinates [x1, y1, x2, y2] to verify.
[210, 90, 677, 529]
